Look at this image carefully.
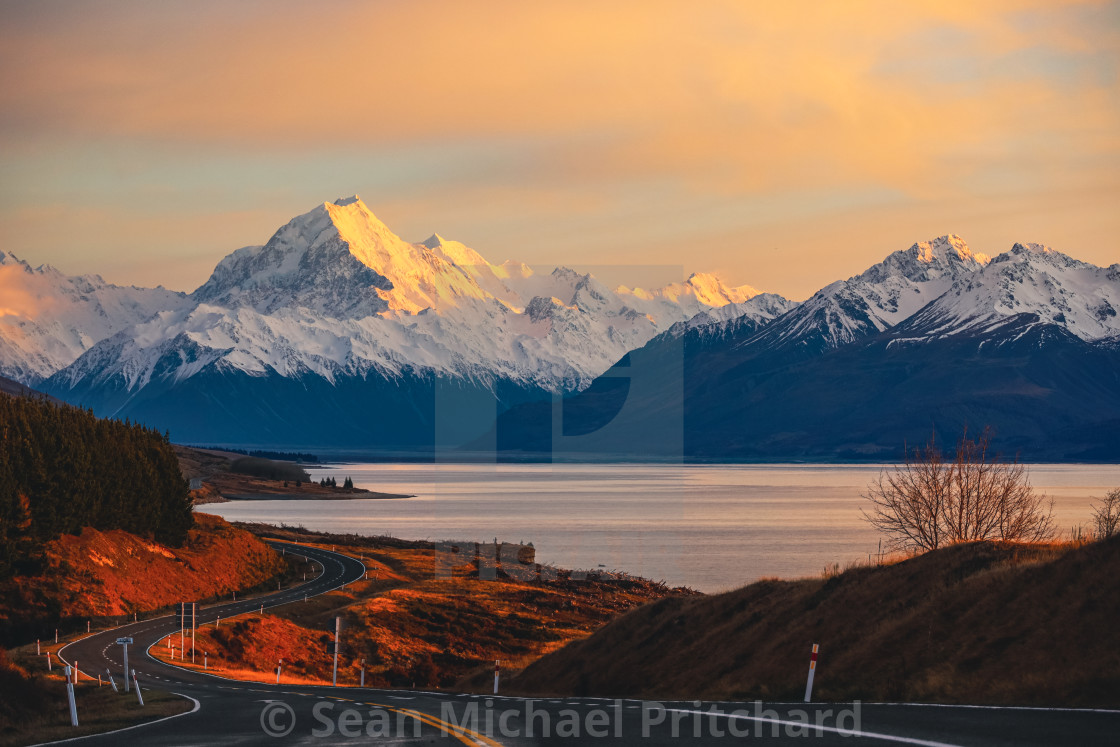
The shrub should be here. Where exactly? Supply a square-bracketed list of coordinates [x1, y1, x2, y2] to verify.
[862, 428, 1055, 553]
[1091, 489, 1120, 539]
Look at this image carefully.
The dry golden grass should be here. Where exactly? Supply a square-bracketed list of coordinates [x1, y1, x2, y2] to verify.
[512, 536, 1120, 707]
[159, 524, 688, 691]
[0, 514, 289, 646]
[0, 648, 191, 746]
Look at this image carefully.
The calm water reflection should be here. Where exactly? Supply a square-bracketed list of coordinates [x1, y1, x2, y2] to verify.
[202, 463, 1120, 592]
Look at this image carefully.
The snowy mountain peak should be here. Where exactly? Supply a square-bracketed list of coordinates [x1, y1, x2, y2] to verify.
[681, 272, 760, 306]
[1009, 241, 1053, 256]
[0, 251, 189, 384]
[743, 235, 991, 354]
[861, 235, 989, 287]
[32, 198, 783, 401]
[902, 243, 1120, 342]
[995, 242, 1085, 272]
[619, 272, 758, 308]
[911, 234, 990, 267]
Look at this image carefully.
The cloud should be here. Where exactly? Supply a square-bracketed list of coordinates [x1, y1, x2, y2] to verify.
[1, 0, 1115, 196]
[0, 1, 1116, 297]
[0, 263, 60, 318]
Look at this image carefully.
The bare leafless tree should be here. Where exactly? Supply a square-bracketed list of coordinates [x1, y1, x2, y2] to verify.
[862, 428, 1055, 553]
[1091, 489, 1120, 539]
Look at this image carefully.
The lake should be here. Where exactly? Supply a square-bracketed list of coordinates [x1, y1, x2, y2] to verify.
[202, 463, 1120, 592]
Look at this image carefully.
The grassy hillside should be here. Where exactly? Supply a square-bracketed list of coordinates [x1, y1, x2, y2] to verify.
[1, 393, 193, 580]
[149, 524, 690, 689]
[511, 537, 1120, 707]
[0, 646, 191, 745]
[0, 513, 286, 645]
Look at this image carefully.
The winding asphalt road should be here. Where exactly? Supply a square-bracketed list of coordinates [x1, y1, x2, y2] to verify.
[40, 541, 1120, 746]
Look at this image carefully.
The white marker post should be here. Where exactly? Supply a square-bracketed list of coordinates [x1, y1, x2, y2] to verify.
[494, 659, 500, 695]
[46, 652, 52, 671]
[276, 659, 282, 684]
[36, 639, 40, 655]
[360, 659, 365, 688]
[204, 651, 208, 670]
[804, 643, 819, 703]
[180, 603, 185, 654]
[106, 668, 118, 693]
[63, 666, 78, 727]
[117, 637, 132, 692]
[73, 660, 78, 684]
[132, 670, 143, 705]
[332, 617, 341, 687]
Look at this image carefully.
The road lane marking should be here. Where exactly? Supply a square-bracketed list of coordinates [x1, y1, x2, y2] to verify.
[26, 692, 200, 747]
[367, 702, 502, 747]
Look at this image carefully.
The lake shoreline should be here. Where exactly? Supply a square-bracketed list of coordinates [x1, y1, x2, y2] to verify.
[199, 462, 1120, 592]
[222, 490, 413, 501]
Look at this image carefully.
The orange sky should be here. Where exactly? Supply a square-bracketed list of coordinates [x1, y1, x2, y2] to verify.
[0, 0, 1117, 299]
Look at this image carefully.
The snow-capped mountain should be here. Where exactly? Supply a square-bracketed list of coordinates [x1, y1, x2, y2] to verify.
[18, 201, 1117, 457]
[0, 252, 189, 384]
[34, 197, 780, 447]
[48, 197, 771, 396]
[486, 235, 1120, 461]
[891, 242, 1120, 343]
[669, 293, 796, 337]
[742, 234, 989, 355]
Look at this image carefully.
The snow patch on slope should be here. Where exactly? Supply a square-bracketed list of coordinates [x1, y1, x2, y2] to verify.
[903, 243, 1120, 341]
[0, 252, 190, 384]
[47, 198, 784, 395]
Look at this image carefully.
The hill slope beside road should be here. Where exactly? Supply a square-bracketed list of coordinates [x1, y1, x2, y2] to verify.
[512, 537, 1120, 707]
[0, 514, 286, 645]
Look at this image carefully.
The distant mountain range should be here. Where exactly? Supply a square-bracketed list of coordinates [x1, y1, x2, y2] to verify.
[488, 237, 1120, 461]
[3, 197, 773, 450]
[0, 252, 188, 385]
[2, 198, 1117, 460]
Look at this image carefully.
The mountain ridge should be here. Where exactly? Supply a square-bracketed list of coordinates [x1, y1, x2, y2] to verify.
[5, 197, 1115, 456]
[24, 198, 788, 449]
[481, 240, 1120, 461]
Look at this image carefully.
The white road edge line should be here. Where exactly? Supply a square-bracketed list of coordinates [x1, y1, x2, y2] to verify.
[26, 692, 201, 747]
[142, 545, 363, 685]
[863, 701, 1120, 715]
[666, 707, 962, 747]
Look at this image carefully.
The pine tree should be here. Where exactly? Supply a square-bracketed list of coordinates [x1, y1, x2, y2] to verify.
[0, 394, 194, 580]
